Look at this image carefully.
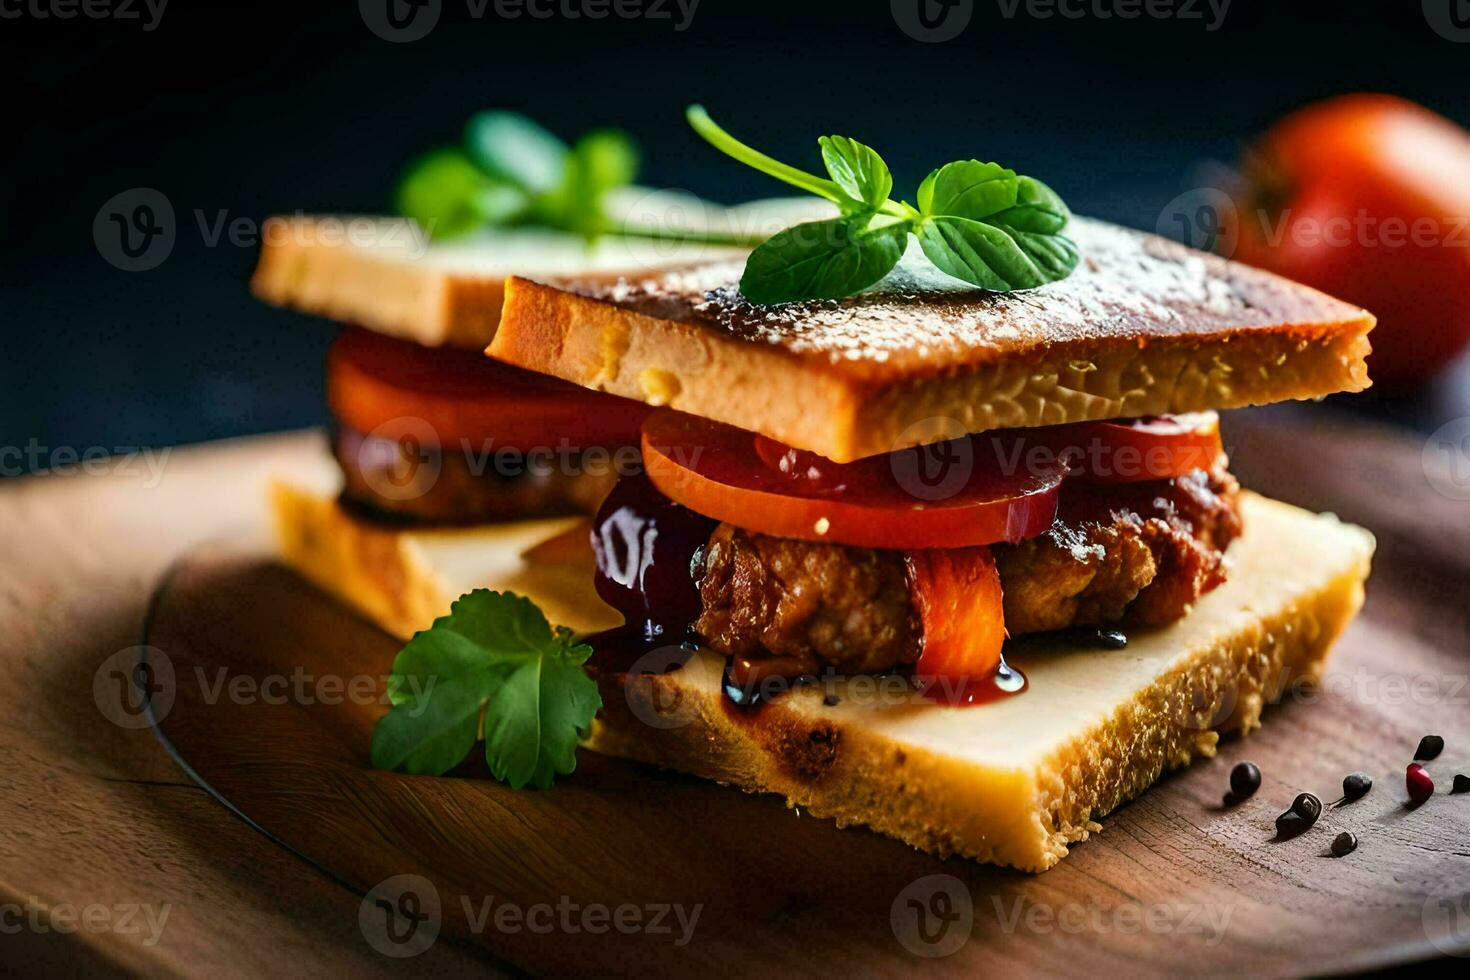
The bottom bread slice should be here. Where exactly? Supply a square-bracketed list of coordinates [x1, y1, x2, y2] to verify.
[272, 483, 1373, 872]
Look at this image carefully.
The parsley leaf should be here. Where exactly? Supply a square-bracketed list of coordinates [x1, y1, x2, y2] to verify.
[687, 106, 1080, 304]
[370, 590, 601, 789]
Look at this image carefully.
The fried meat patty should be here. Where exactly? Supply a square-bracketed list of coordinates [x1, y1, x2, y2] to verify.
[693, 468, 1242, 675]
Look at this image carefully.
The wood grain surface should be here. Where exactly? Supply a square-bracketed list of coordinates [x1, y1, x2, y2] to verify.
[0, 431, 494, 976]
[4, 408, 1470, 975]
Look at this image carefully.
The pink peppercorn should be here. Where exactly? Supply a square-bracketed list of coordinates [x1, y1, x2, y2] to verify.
[1406, 763, 1434, 805]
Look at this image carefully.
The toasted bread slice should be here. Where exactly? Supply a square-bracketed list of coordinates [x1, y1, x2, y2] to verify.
[250, 195, 830, 348]
[270, 484, 1373, 871]
[492, 218, 1374, 460]
[272, 480, 619, 639]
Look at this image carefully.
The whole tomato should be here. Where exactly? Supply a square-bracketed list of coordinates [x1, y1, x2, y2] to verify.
[1226, 94, 1470, 389]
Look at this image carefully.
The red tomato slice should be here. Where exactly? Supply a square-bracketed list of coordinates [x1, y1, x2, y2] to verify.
[1009, 412, 1224, 484]
[907, 547, 1006, 685]
[327, 327, 650, 450]
[641, 410, 1064, 550]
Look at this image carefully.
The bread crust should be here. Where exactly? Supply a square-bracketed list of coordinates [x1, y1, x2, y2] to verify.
[492, 218, 1374, 460]
[587, 494, 1374, 871]
[249, 199, 826, 348]
[270, 484, 1373, 872]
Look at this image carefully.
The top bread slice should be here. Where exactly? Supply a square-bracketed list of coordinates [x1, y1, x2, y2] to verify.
[491, 218, 1374, 461]
[249, 194, 830, 348]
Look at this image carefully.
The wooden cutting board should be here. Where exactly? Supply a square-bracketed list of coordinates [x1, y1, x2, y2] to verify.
[131, 406, 1470, 975]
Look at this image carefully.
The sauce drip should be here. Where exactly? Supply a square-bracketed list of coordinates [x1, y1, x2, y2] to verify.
[590, 472, 715, 644]
[916, 655, 1028, 707]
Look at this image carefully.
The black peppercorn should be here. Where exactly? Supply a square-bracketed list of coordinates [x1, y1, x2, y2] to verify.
[1340, 772, 1372, 805]
[1230, 761, 1262, 800]
[1414, 735, 1445, 761]
[1331, 831, 1357, 857]
[1275, 792, 1322, 838]
[1453, 774, 1470, 794]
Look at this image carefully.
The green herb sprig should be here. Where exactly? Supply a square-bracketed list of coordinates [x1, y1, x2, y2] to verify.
[686, 106, 1080, 305]
[397, 110, 764, 246]
[370, 590, 600, 789]
[395, 111, 638, 241]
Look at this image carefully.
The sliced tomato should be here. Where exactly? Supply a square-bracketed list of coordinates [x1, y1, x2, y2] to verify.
[906, 547, 1006, 685]
[327, 327, 650, 450]
[1009, 412, 1224, 484]
[641, 410, 1064, 550]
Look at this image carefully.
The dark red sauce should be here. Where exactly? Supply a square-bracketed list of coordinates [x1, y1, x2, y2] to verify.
[590, 471, 715, 645]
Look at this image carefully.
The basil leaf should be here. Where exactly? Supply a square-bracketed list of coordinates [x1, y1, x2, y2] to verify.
[819, 135, 893, 211]
[917, 214, 1077, 291]
[1006, 226, 1081, 280]
[988, 176, 1071, 234]
[465, 111, 569, 194]
[740, 215, 910, 304]
[394, 149, 499, 240]
[919, 160, 1019, 221]
[686, 107, 1082, 301]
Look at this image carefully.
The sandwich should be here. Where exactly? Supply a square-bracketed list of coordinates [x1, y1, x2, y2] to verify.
[258, 111, 1376, 872]
[254, 191, 822, 635]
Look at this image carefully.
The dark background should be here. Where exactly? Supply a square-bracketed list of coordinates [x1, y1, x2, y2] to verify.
[4, 0, 1469, 473]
